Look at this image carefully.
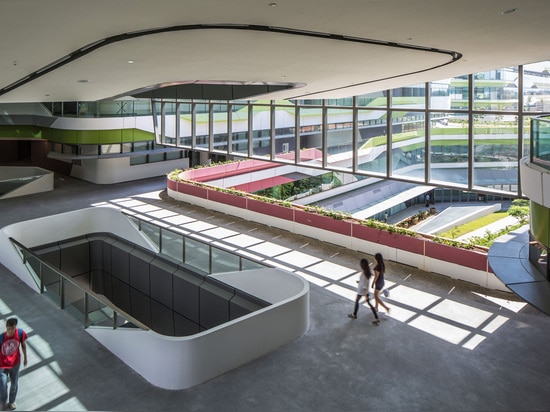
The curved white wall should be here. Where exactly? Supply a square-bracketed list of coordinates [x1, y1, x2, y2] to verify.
[520, 156, 550, 207]
[0, 207, 310, 390]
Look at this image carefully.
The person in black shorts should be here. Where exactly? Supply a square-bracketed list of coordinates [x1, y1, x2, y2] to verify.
[348, 258, 380, 324]
[372, 253, 390, 314]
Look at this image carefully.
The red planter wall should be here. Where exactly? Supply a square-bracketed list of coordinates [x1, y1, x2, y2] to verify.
[168, 177, 488, 272]
[425, 241, 488, 271]
[247, 199, 295, 220]
[208, 189, 248, 209]
[294, 210, 352, 236]
[178, 183, 208, 199]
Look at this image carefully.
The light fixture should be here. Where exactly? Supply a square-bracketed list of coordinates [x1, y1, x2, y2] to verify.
[77, 79, 88, 83]
[128, 60, 134, 64]
[502, 8, 517, 15]
[269, 3, 277, 7]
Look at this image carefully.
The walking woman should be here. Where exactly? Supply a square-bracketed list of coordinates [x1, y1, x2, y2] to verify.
[372, 253, 390, 314]
[348, 258, 380, 324]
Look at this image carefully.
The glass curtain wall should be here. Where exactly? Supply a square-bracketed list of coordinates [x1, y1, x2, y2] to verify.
[154, 60, 550, 198]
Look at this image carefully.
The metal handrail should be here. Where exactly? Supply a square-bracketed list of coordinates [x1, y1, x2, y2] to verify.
[9, 237, 150, 331]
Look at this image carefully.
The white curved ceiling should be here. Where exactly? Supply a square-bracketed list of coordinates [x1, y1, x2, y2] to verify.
[0, 0, 548, 102]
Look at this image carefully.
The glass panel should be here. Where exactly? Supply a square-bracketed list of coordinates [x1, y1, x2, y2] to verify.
[251, 104, 271, 158]
[356, 109, 387, 174]
[211, 248, 240, 274]
[161, 102, 177, 145]
[148, 152, 164, 163]
[274, 105, 296, 163]
[532, 117, 550, 168]
[134, 99, 152, 116]
[241, 259, 266, 271]
[473, 67, 518, 111]
[178, 102, 192, 146]
[296, 99, 323, 106]
[298, 106, 323, 167]
[326, 108, 353, 171]
[195, 104, 210, 150]
[212, 106, 229, 152]
[101, 144, 121, 155]
[449, 76, 469, 110]
[77, 102, 98, 117]
[87, 297, 116, 327]
[429, 112, 469, 187]
[429, 78, 451, 110]
[63, 280, 86, 323]
[357, 91, 387, 108]
[184, 238, 210, 272]
[22, 251, 41, 288]
[130, 155, 147, 165]
[165, 150, 182, 160]
[391, 84, 425, 109]
[473, 113, 519, 193]
[326, 97, 353, 107]
[391, 111, 425, 181]
[523, 61, 550, 113]
[140, 221, 160, 249]
[232, 104, 249, 155]
[160, 229, 183, 262]
[42, 264, 61, 306]
[523, 116, 532, 158]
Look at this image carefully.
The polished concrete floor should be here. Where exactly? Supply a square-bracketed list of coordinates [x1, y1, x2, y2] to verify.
[1, 174, 549, 411]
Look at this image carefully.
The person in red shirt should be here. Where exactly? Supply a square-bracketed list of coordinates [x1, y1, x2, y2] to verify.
[0, 318, 27, 411]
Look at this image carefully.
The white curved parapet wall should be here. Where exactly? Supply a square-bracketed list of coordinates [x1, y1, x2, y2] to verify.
[0, 206, 310, 390]
[520, 156, 550, 207]
[88, 268, 309, 389]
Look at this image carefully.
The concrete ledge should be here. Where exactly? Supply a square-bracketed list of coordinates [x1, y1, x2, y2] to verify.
[0, 166, 54, 199]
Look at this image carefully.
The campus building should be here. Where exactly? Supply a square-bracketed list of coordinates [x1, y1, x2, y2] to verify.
[1, 1, 550, 410]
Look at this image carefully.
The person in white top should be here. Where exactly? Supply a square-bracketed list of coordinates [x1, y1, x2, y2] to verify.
[348, 258, 380, 324]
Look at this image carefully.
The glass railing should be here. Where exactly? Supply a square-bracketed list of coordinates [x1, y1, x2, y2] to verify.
[123, 212, 267, 273]
[9, 238, 147, 331]
[531, 116, 550, 170]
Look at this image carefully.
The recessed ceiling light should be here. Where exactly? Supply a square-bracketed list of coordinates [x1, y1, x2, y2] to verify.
[77, 79, 88, 83]
[269, 3, 277, 7]
[502, 8, 517, 15]
[128, 60, 134, 64]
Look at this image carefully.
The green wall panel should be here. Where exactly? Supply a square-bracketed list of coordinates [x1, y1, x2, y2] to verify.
[530, 201, 550, 248]
[133, 129, 154, 142]
[0, 125, 154, 144]
[121, 128, 134, 142]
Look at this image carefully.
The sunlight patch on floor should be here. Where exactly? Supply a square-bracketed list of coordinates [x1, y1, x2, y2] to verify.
[472, 292, 528, 313]
[409, 315, 471, 345]
[307, 261, 356, 281]
[247, 242, 291, 257]
[482, 315, 509, 333]
[428, 300, 493, 328]
[276, 250, 322, 268]
[386, 285, 441, 310]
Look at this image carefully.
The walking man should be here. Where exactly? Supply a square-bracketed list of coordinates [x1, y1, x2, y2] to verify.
[1, 318, 28, 411]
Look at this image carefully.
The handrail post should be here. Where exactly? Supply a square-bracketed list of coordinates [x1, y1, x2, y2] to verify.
[84, 293, 89, 328]
[60, 277, 65, 310]
[39, 263, 44, 294]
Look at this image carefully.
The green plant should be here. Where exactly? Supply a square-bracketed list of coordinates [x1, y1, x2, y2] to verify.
[508, 199, 529, 223]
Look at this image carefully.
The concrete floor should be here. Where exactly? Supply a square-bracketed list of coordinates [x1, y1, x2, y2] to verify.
[1, 174, 549, 411]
